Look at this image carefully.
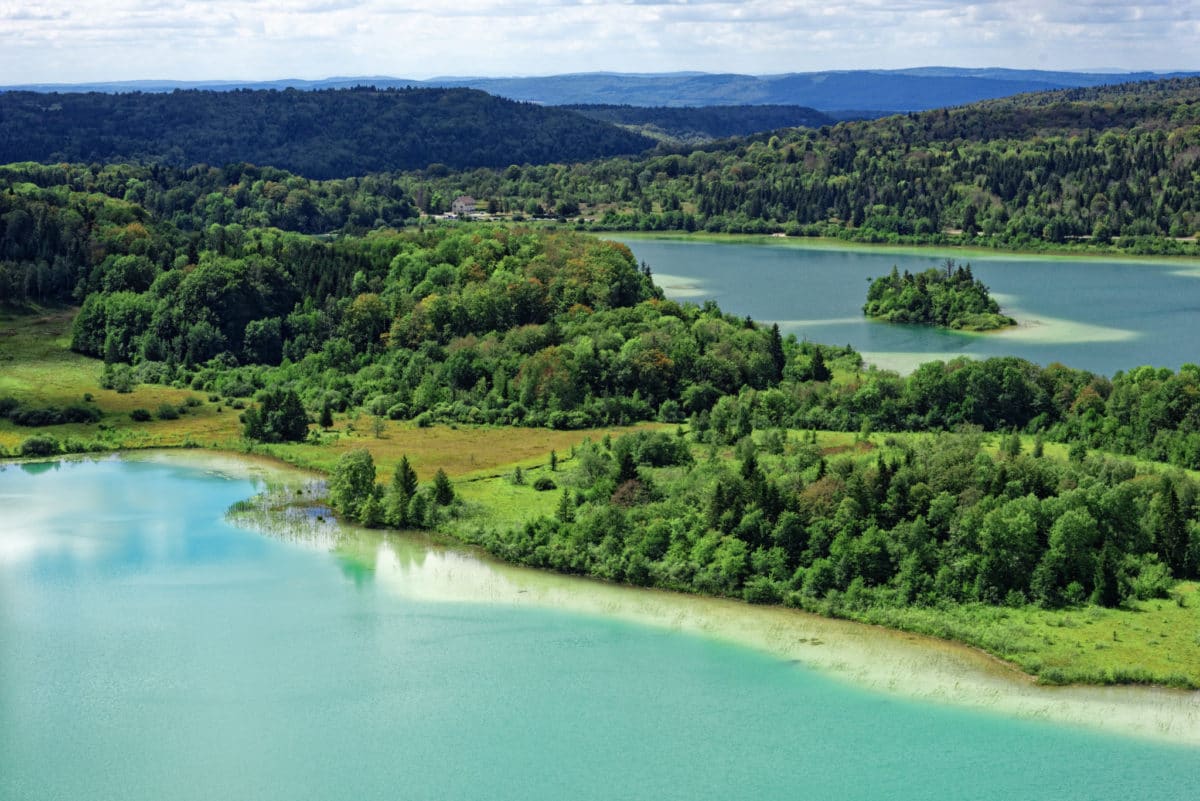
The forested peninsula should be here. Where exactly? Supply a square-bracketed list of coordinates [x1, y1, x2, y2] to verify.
[3, 77, 1200, 688]
[863, 261, 1016, 331]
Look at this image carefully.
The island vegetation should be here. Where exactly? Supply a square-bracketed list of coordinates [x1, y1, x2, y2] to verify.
[863, 260, 1016, 331]
[3, 77, 1200, 689]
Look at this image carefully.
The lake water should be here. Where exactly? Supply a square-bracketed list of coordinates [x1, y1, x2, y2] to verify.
[612, 236, 1200, 375]
[2, 457, 1198, 801]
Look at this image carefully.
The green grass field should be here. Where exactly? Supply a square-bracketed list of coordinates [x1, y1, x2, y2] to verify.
[0, 308, 245, 453]
[0, 307, 663, 479]
[849, 583, 1200, 688]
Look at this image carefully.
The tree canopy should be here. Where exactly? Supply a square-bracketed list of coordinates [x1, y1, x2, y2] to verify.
[0, 88, 654, 179]
[863, 261, 1015, 331]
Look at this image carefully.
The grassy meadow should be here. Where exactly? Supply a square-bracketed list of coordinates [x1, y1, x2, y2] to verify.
[0, 306, 663, 481]
[0, 307, 243, 453]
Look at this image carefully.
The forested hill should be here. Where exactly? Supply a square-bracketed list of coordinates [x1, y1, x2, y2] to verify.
[558, 104, 835, 143]
[411, 76, 1200, 252]
[0, 88, 655, 179]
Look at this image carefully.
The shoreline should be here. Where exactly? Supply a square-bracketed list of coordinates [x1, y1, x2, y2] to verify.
[145, 447, 1200, 748]
[601, 230, 1200, 266]
[363, 531, 1200, 747]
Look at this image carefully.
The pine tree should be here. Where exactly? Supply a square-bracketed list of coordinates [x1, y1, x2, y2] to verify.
[1154, 481, 1189, 576]
[1002, 430, 1022, 459]
[616, 449, 638, 483]
[556, 488, 575, 523]
[394, 455, 419, 498]
[432, 468, 455, 506]
[809, 348, 831, 382]
[406, 493, 428, 529]
[319, 397, 333, 429]
[768, 323, 786, 380]
[384, 455, 420, 527]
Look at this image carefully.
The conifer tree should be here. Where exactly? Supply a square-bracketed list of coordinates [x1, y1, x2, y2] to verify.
[432, 468, 455, 506]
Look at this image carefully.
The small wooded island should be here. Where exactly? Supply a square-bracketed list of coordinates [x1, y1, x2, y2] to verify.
[863, 260, 1016, 331]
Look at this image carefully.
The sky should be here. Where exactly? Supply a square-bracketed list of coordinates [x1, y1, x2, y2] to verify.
[1, 0, 1198, 84]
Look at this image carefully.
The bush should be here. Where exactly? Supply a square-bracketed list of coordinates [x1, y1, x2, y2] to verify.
[8, 407, 58, 426]
[7, 404, 101, 426]
[743, 576, 783, 605]
[133, 361, 172, 385]
[241, 387, 309, 442]
[61, 404, 102, 424]
[62, 437, 107, 454]
[156, 403, 180, 421]
[19, 435, 61, 457]
[532, 476, 557, 491]
[130, 408, 152, 422]
[100, 364, 135, 393]
[1129, 557, 1173, 600]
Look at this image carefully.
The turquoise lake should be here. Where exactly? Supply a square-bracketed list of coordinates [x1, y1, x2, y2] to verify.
[2, 457, 1198, 799]
[612, 236, 1200, 375]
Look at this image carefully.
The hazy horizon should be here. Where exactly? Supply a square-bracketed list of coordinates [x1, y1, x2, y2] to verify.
[3, 65, 1191, 89]
[3, 1, 1196, 85]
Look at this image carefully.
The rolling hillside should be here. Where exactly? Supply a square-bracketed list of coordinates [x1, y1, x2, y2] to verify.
[0, 87, 655, 179]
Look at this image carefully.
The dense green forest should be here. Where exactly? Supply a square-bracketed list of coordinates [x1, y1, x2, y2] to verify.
[560, 104, 834, 143]
[408, 78, 1200, 252]
[457, 429, 1197, 616]
[863, 261, 1015, 331]
[0, 88, 654, 179]
[3, 78, 1198, 254]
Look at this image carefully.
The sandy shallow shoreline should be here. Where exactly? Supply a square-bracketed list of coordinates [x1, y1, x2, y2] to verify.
[366, 535, 1200, 747]
[37, 448, 1200, 747]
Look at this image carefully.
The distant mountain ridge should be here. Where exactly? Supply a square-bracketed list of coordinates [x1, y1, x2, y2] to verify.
[6, 68, 1198, 113]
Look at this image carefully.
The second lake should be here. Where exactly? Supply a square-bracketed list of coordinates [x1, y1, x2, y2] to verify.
[612, 236, 1200, 375]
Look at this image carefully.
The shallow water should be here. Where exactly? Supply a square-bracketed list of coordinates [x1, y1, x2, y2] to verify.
[2, 457, 1198, 801]
[612, 236, 1200, 375]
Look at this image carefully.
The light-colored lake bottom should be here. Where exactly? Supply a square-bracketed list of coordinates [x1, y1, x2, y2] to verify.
[370, 540, 1200, 746]
[187, 449, 1200, 749]
[616, 236, 1200, 376]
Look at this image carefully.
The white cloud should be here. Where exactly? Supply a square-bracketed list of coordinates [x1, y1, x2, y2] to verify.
[0, 1, 1196, 83]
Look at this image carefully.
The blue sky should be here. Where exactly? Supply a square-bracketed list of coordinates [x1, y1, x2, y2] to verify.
[1, 1, 1197, 83]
